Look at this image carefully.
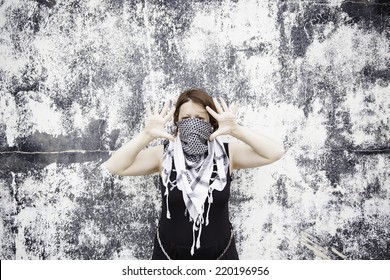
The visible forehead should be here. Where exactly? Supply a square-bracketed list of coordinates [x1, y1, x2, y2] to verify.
[179, 100, 207, 114]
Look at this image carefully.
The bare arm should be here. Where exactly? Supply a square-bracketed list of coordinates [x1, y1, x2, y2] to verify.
[103, 100, 174, 176]
[229, 126, 284, 169]
[104, 132, 162, 176]
[206, 98, 284, 170]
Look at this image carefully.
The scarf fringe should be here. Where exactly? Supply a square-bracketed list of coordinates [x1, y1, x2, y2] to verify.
[190, 222, 196, 255]
[164, 179, 177, 219]
[196, 221, 202, 249]
[190, 216, 204, 256]
[206, 190, 214, 226]
[164, 187, 171, 219]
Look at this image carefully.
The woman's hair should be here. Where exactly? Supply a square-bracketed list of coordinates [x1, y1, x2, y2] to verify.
[173, 88, 219, 134]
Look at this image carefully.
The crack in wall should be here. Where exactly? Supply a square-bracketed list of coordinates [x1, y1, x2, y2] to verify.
[348, 148, 390, 154]
[0, 148, 389, 155]
[0, 150, 109, 155]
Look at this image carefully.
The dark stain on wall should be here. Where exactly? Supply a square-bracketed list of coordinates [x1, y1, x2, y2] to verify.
[361, 65, 390, 86]
[0, 119, 111, 173]
[339, 218, 390, 259]
[341, 0, 390, 32]
[0, 152, 108, 174]
[13, 119, 107, 152]
[35, 0, 57, 9]
[270, 176, 290, 208]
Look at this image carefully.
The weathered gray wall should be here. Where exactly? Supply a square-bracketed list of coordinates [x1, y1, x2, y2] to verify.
[0, 0, 389, 260]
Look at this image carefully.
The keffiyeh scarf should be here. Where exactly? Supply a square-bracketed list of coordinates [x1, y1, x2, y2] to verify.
[177, 117, 213, 162]
[161, 118, 229, 255]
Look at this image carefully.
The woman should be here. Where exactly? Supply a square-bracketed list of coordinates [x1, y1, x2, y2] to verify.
[104, 88, 284, 259]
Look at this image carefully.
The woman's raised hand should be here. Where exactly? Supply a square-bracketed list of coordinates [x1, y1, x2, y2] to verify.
[144, 99, 175, 142]
[206, 97, 239, 141]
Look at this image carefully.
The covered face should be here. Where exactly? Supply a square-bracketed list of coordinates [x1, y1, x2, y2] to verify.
[177, 100, 213, 161]
[177, 117, 213, 156]
[173, 88, 219, 134]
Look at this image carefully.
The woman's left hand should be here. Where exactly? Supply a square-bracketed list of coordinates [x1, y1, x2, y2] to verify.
[206, 97, 239, 141]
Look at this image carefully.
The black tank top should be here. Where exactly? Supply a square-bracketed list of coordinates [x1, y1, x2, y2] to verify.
[158, 143, 232, 248]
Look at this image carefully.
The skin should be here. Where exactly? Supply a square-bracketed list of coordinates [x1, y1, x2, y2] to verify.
[104, 98, 285, 176]
[178, 100, 210, 122]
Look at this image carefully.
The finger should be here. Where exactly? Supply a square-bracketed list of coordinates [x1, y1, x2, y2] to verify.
[206, 106, 219, 120]
[154, 98, 160, 114]
[231, 101, 238, 114]
[146, 102, 152, 116]
[161, 132, 175, 142]
[220, 98, 229, 112]
[209, 130, 221, 141]
[163, 107, 175, 122]
[160, 100, 170, 116]
[213, 97, 224, 113]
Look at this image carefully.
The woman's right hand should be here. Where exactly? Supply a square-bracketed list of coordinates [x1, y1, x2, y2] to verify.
[144, 99, 175, 142]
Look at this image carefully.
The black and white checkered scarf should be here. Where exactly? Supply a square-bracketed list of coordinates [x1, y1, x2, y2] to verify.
[161, 118, 229, 255]
[177, 117, 213, 162]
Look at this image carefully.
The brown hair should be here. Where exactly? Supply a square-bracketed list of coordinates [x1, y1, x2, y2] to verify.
[173, 88, 218, 134]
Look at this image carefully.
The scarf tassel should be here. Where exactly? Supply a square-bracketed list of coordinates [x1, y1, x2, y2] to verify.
[164, 186, 171, 219]
[164, 179, 177, 220]
[190, 216, 203, 256]
[190, 222, 197, 255]
[196, 222, 202, 249]
[206, 189, 214, 226]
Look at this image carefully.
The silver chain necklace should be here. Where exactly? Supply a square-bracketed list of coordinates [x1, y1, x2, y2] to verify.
[156, 226, 234, 260]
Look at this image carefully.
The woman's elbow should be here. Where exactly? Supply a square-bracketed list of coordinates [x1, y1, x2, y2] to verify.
[269, 146, 285, 162]
[102, 160, 121, 175]
[275, 147, 285, 160]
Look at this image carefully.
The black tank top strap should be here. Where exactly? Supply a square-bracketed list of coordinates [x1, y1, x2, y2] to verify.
[223, 142, 229, 158]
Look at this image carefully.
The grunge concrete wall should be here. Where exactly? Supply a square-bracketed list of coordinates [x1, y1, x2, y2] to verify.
[0, 0, 389, 259]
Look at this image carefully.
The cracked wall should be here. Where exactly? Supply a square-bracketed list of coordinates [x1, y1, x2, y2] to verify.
[0, 0, 389, 259]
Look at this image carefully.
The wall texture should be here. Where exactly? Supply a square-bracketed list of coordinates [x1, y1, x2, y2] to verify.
[0, 0, 389, 260]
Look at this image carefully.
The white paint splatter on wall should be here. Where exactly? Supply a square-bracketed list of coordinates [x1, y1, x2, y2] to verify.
[0, 0, 389, 259]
